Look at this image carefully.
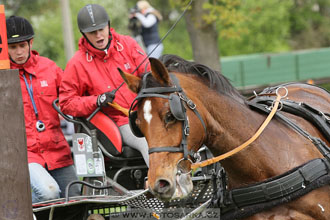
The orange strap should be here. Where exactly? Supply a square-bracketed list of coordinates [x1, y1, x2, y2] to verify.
[191, 94, 282, 170]
[108, 101, 129, 116]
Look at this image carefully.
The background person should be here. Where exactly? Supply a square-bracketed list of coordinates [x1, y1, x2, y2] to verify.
[130, 0, 163, 58]
[59, 4, 150, 167]
[6, 15, 80, 203]
[128, 6, 145, 52]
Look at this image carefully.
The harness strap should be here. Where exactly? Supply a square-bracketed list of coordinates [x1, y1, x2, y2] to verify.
[182, 103, 189, 159]
[220, 158, 330, 219]
[149, 147, 182, 153]
[248, 101, 313, 140]
[230, 158, 329, 206]
[249, 102, 330, 159]
[178, 91, 207, 133]
[250, 96, 330, 140]
[193, 109, 206, 133]
[282, 101, 330, 140]
[140, 87, 181, 94]
[191, 93, 283, 169]
[248, 98, 330, 165]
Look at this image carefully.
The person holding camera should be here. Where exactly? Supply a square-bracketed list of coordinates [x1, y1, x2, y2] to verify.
[6, 16, 80, 203]
[130, 0, 163, 58]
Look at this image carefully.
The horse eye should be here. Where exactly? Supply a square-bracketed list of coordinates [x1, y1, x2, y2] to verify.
[164, 112, 176, 124]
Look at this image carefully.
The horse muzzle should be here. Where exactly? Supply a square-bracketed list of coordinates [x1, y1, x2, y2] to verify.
[151, 178, 176, 201]
[173, 172, 193, 199]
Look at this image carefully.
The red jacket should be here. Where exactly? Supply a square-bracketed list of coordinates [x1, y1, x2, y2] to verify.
[11, 50, 73, 170]
[59, 28, 150, 126]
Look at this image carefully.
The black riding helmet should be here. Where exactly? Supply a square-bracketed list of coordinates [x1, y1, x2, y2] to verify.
[77, 4, 110, 33]
[6, 16, 34, 44]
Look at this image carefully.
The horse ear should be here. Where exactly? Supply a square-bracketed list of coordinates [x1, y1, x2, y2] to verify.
[117, 68, 141, 93]
[149, 58, 171, 86]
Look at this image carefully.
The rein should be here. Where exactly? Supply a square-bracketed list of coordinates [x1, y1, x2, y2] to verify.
[191, 87, 287, 170]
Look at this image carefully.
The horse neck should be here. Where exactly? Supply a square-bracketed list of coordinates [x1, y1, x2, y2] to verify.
[198, 91, 323, 188]
[202, 93, 275, 184]
[178, 74, 262, 154]
[181, 77, 325, 188]
[185, 81, 282, 185]
[201, 92, 263, 154]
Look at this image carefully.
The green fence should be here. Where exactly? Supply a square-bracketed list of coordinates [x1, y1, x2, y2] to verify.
[221, 47, 330, 89]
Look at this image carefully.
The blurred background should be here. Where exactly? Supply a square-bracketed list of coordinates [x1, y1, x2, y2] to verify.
[2, 0, 330, 92]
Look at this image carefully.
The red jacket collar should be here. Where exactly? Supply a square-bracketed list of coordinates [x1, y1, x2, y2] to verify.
[10, 50, 39, 76]
[78, 28, 122, 59]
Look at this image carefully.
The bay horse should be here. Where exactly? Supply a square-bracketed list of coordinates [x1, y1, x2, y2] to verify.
[118, 54, 330, 220]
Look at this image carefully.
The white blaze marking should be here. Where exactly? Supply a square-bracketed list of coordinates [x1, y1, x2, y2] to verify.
[143, 100, 152, 124]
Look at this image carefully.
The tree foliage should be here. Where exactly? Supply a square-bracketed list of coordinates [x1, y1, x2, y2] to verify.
[219, 0, 293, 56]
[289, 0, 330, 49]
[202, 0, 246, 39]
[3, 0, 330, 69]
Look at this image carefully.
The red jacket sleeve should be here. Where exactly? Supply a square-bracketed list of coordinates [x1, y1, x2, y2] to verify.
[59, 60, 98, 117]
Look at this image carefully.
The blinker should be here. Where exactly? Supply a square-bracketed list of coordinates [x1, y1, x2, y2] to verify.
[129, 93, 185, 138]
[129, 111, 144, 137]
[169, 93, 185, 121]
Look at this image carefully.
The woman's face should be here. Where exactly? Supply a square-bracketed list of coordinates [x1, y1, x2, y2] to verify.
[8, 40, 32, 64]
[85, 25, 109, 50]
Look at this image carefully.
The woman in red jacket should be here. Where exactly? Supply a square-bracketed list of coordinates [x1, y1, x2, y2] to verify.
[6, 16, 80, 203]
[59, 4, 150, 166]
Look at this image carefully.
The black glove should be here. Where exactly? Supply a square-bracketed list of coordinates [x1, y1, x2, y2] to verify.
[97, 91, 115, 107]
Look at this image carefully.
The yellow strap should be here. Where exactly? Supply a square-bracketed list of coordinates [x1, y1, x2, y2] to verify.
[191, 94, 282, 170]
[108, 102, 129, 116]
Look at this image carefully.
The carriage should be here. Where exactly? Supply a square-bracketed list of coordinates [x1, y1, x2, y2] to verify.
[33, 54, 330, 220]
[32, 95, 219, 220]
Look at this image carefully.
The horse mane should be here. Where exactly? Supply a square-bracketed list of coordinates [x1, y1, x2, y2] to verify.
[158, 54, 245, 103]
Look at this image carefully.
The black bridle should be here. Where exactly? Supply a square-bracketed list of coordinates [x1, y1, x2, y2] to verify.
[129, 73, 206, 161]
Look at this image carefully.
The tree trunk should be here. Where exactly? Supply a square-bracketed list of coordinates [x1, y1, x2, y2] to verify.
[60, 0, 75, 61]
[184, 0, 221, 72]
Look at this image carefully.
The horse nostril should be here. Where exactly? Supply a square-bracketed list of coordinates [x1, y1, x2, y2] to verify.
[155, 179, 171, 193]
[159, 179, 169, 188]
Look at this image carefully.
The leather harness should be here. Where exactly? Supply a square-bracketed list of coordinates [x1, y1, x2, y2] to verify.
[213, 85, 330, 219]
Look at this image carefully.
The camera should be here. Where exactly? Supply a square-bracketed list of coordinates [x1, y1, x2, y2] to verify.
[130, 8, 138, 14]
[128, 6, 142, 36]
[129, 5, 140, 14]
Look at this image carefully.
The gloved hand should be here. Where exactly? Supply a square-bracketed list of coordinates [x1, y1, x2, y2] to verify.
[97, 91, 115, 107]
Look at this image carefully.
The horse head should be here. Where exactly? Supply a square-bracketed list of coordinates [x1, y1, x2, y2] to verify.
[118, 58, 207, 201]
